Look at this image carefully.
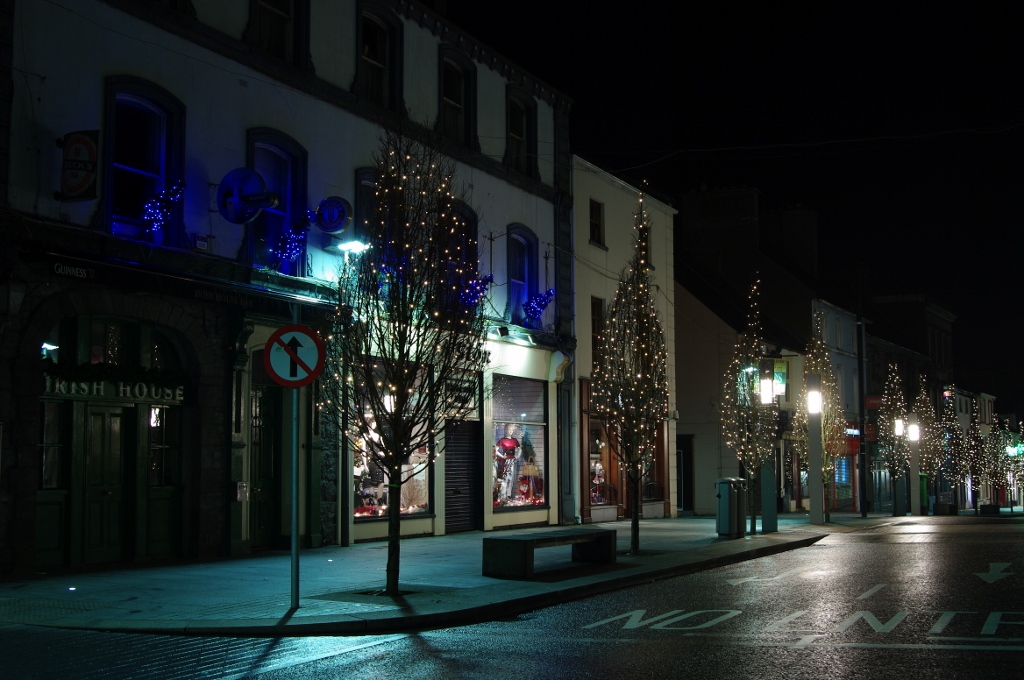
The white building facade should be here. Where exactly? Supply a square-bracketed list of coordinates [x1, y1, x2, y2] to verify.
[0, 0, 572, 574]
[571, 156, 676, 523]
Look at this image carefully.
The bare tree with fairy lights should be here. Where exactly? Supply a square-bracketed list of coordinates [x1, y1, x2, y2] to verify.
[800, 311, 845, 522]
[318, 127, 490, 596]
[721, 279, 778, 535]
[878, 363, 909, 515]
[591, 194, 669, 555]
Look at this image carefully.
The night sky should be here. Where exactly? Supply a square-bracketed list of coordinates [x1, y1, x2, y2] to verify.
[446, 2, 1024, 413]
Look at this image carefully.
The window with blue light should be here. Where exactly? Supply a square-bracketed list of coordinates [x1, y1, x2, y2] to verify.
[246, 128, 308, 276]
[103, 77, 185, 246]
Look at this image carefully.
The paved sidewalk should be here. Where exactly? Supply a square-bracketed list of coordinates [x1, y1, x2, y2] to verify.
[0, 513, 901, 637]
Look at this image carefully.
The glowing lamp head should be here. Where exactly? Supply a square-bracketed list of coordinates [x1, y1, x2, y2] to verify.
[907, 413, 920, 442]
[759, 359, 774, 405]
[894, 418, 905, 437]
[806, 373, 822, 414]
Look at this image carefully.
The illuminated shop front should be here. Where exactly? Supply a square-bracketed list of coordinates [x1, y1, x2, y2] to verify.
[491, 374, 548, 510]
[579, 379, 668, 523]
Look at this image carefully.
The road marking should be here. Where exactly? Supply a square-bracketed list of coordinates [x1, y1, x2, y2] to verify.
[928, 611, 976, 634]
[975, 563, 1014, 583]
[832, 610, 908, 633]
[726, 567, 808, 586]
[856, 584, 887, 600]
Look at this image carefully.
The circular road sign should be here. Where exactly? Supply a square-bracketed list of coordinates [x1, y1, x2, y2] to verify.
[263, 324, 326, 388]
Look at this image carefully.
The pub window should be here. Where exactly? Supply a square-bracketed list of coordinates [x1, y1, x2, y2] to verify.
[247, 128, 308, 276]
[492, 375, 547, 510]
[91, 320, 123, 365]
[103, 77, 185, 246]
[507, 224, 537, 326]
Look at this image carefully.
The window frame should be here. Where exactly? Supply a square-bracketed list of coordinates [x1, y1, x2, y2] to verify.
[246, 128, 308, 276]
[589, 199, 604, 246]
[354, 2, 404, 113]
[506, 224, 538, 326]
[503, 85, 538, 178]
[102, 76, 185, 246]
[245, 0, 313, 71]
[437, 46, 479, 150]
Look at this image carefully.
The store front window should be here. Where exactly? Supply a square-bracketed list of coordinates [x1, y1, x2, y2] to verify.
[492, 375, 547, 509]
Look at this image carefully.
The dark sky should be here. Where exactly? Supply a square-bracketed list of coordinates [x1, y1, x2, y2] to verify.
[445, 1, 1024, 412]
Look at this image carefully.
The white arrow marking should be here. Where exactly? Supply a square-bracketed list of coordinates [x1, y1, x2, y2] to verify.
[975, 563, 1014, 583]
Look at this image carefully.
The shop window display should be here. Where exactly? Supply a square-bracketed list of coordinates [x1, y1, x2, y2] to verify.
[588, 420, 617, 506]
[352, 414, 431, 518]
[492, 375, 547, 509]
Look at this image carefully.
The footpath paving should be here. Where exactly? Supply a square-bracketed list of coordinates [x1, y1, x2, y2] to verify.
[0, 513, 902, 637]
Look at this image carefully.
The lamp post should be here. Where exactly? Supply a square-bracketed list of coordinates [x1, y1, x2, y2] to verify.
[807, 373, 824, 525]
[759, 359, 778, 533]
[908, 412, 922, 516]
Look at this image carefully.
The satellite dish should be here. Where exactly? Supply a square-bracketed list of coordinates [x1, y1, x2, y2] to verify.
[216, 168, 280, 224]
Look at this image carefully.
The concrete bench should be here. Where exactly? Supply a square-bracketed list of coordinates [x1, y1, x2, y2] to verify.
[482, 528, 617, 579]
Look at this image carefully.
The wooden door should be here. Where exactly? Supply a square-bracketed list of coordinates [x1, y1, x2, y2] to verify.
[85, 406, 125, 563]
[250, 385, 282, 549]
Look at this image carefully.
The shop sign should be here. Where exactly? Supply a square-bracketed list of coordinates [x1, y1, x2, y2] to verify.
[43, 374, 185, 404]
[60, 130, 99, 201]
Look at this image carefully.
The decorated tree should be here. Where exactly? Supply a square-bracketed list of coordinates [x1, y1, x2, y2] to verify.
[319, 127, 490, 595]
[592, 194, 669, 555]
[877, 363, 909, 515]
[981, 419, 1013, 506]
[802, 311, 845, 522]
[938, 388, 966, 508]
[720, 279, 778, 534]
[959, 401, 986, 513]
[911, 376, 943, 488]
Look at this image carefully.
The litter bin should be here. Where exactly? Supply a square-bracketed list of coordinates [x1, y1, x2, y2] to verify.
[716, 477, 748, 538]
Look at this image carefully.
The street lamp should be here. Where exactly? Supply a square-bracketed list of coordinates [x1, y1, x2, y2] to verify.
[759, 359, 778, 533]
[907, 412, 922, 516]
[806, 373, 824, 525]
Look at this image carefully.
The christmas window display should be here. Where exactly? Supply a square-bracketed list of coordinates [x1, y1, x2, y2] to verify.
[588, 420, 618, 506]
[352, 413, 431, 519]
[492, 375, 547, 509]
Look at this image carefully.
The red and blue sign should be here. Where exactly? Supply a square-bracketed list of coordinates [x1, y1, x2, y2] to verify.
[263, 324, 325, 388]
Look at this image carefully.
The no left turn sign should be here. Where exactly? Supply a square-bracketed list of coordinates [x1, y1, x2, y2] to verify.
[263, 324, 325, 388]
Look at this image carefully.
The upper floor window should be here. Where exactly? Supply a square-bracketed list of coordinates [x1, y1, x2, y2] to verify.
[355, 4, 403, 112]
[507, 224, 538, 326]
[103, 77, 185, 246]
[504, 86, 538, 178]
[438, 47, 478, 148]
[247, 129, 308, 276]
[589, 199, 604, 245]
[246, 0, 313, 70]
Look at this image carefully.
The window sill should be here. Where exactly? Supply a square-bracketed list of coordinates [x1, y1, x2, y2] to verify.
[589, 239, 608, 251]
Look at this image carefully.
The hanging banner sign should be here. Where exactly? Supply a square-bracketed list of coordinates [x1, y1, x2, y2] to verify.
[264, 324, 325, 388]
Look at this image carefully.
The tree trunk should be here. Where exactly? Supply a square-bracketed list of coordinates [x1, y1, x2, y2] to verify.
[748, 483, 757, 535]
[385, 469, 402, 596]
[630, 473, 640, 555]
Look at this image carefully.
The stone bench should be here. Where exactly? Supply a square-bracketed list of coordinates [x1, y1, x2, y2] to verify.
[482, 528, 617, 579]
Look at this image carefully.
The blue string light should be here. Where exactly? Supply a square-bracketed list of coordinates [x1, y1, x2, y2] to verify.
[141, 181, 184, 241]
[270, 224, 306, 263]
[461, 274, 493, 306]
[524, 288, 555, 320]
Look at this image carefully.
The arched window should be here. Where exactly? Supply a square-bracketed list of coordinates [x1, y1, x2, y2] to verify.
[438, 47, 478, 149]
[506, 224, 537, 326]
[245, 0, 313, 70]
[504, 85, 538, 178]
[355, 3, 403, 112]
[102, 77, 185, 246]
[247, 128, 308, 276]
